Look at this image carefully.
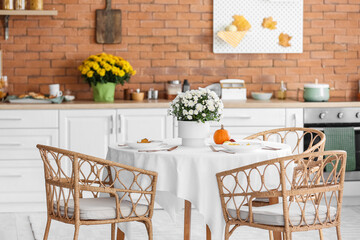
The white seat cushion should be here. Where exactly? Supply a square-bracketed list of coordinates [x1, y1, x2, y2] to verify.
[228, 202, 337, 226]
[54, 197, 149, 220]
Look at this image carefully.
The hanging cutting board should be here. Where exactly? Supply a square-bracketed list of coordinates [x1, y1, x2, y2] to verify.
[96, 0, 122, 44]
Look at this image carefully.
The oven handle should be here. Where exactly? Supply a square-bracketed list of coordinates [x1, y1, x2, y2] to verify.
[309, 127, 360, 131]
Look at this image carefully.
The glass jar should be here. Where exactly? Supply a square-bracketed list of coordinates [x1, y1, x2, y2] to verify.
[3, 0, 14, 10]
[0, 76, 9, 101]
[166, 80, 182, 100]
[30, 0, 43, 10]
[15, 0, 26, 10]
[276, 81, 287, 100]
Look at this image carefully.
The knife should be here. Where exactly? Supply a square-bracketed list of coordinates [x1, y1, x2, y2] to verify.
[138, 146, 178, 153]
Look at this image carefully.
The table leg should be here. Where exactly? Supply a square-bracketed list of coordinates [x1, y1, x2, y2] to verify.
[117, 228, 125, 240]
[269, 197, 282, 240]
[184, 200, 191, 240]
[206, 225, 211, 240]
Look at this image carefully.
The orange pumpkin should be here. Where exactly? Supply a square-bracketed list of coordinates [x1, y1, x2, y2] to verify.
[213, 125, 231, 144]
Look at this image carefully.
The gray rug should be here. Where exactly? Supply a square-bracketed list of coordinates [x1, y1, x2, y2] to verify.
[29, 208, 359, 240]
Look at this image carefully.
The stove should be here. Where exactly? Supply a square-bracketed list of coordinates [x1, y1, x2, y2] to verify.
[304, 107, 360, 181]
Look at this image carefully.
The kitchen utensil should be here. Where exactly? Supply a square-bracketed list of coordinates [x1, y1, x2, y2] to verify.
[138, 146, 178, 152]
[303, 79, 330, 102]
[96, 0, 122, 44]
[222, 140, 262, 153]
[251, 92, 273, 100]
[262, 146, 281, 150]
[209, 145, 235, 154]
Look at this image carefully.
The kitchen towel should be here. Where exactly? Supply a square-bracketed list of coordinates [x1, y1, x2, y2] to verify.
[324, 127, 356, 172]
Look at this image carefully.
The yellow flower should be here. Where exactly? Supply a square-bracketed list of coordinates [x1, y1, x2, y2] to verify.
[104, 64, 112, 72]
[78, 65, 83, 71]
[93, 63, 99, 71]
[132, 70, 136, 75]
[119, 70, 125, 77]
[87, 71, 94, 78]
[99, 69, 106, 77]
[81, 67, 89, 75]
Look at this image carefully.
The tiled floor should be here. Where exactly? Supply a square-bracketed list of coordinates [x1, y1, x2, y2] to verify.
[1, 201, 360, 240]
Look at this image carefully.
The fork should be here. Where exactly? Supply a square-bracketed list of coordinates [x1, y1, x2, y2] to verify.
[209, 145, 235, 154]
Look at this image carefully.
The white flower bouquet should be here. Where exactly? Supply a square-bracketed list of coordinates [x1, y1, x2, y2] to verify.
[169, 89, 223, 123]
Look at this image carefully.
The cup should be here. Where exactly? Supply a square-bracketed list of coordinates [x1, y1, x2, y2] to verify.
[49, 84, 63, 97]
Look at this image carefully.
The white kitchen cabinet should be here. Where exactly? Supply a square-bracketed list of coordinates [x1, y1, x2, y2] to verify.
[117, 109, 173, 142]
[0, 128, 58, 212]
[59, 110, 117, 159]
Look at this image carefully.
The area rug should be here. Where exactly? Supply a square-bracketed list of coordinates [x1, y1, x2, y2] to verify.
[30, 208, 358, 240]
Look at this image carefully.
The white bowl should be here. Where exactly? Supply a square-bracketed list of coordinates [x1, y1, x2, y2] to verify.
[251, 92, 273, 100]
[126, 140, 163, 150]
[64, 95, 75, 101]
[222, 140, 263, 153]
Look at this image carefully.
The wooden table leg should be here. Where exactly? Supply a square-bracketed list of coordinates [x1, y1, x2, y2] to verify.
[117, 228, 125, 240]
[269, 197, 282, 240]
[206, 225, 211, 240]
[184, 200, 191, 240]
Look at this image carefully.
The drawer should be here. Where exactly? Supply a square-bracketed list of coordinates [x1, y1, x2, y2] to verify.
[211, 108, 285, 127]
[0, 161, 45, 193]
[0, 110, 58, 128]
[0, 129, 58, 160]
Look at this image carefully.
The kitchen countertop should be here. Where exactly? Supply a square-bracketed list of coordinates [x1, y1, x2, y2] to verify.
[0, 99, 360, 110]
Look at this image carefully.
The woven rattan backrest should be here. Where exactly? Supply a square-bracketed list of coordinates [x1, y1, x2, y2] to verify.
[216, 151, 346, 230]
[244, 127, 326, 154]
[37, 144, 158, 222]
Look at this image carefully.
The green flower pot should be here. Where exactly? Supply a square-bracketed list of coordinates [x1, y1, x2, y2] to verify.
[91, 82, 116, 102]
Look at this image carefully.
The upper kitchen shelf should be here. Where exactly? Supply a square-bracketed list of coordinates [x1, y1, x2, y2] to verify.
[0, 10, 58, 40]
[0, 10, 58, 16]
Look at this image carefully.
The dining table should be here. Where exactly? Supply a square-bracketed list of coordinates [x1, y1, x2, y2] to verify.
[106, 139, 292, 240]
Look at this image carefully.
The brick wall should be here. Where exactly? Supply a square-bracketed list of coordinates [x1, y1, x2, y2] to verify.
[0, 0, 359, 101]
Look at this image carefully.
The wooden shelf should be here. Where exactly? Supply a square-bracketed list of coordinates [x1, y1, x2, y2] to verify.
[0, 10, 58, 40]
[0, 10, 57, 16]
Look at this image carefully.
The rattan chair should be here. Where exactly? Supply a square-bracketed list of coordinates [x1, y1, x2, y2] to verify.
[37, 144, 158, 240]
[216, 151, 347, 240]
[244, 127, 326, 155]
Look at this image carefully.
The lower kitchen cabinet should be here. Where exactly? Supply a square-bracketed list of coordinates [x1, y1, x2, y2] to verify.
[59, 110, 117, 159]
[117, 109, 173, 142]
[0, 129, 58, 212]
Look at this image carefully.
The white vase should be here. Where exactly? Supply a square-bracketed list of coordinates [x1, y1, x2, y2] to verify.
[178, 121, 210, 147]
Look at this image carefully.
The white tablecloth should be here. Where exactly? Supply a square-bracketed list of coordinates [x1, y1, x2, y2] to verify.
[106, 140, 292, 240]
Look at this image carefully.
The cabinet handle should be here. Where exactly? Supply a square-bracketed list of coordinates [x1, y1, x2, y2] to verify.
[0, 174, 22, 178]
[118, 114, 122, 133]
[293, 113, 297, 127]
[237, 116, 251, 119]
[0, 118, 22, 121]
[0, 143, 22, 147]
[110, 115, 114, 134]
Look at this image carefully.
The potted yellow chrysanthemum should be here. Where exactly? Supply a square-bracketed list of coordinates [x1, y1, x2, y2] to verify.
[78, 53, 136, 102]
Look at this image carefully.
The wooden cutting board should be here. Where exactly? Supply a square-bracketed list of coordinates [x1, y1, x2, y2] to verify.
[96, 0, 122, 44]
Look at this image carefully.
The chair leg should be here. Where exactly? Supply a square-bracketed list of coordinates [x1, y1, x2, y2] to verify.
[319, 229, 324, 240]
[73, 224, 80, 240]
[43, 217, 52, 240]
[336, 225, 342, 240]
[268, 230, 274, 240]
[143, 219, 153, 240]
[111, 223, 116, 240]
[224, 222, 231, 240]
[117, 228, 125, 240]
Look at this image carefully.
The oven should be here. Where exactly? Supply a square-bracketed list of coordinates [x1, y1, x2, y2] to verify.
[304, 108, 360, 181]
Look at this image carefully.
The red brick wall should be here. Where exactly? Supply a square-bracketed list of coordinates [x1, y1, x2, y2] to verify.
[1, 0, 359, 101]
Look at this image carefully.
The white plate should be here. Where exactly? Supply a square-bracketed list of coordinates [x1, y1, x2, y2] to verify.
[222, 140, 263, 153]
[126, 140, 163, 150]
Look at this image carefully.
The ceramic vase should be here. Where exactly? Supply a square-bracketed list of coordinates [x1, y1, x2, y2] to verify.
[178, 121, 210, 147]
